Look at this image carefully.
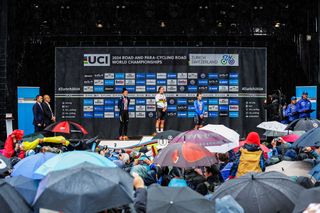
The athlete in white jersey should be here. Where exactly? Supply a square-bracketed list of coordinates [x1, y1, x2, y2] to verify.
[155, 86, 167, 133]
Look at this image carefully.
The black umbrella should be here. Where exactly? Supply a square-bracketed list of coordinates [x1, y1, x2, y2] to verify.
[33, 162, 133, 213]
[152, 130, 182, 140]
[286, 118, 320, 132]
[147, 184, 214, 213]
[293, 187, 320, 213]
[0, 179, 32, 213]
[0, 154, 12, 177]
[6, 176, 39, 205]
[292, 127, 320, 147]
[211, 171, 304, 213]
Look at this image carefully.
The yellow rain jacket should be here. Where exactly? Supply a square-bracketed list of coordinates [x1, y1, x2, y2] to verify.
[22, 136, 70, 151]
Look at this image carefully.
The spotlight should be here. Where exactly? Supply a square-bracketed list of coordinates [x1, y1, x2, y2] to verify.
[274, 22, 281, 28]
[306, 35, 312, 41]
[96, 20, 104, 28]
[160, 21, 166, 28]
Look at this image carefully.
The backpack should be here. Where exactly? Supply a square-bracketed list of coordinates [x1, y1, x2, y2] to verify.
[236, 148, 262, 177]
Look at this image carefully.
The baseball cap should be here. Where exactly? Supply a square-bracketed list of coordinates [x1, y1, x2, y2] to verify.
[291, 96, 297, 100]
[302, 91, 308, 95]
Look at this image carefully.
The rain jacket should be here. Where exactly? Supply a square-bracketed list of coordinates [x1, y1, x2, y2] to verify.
[194, 99, 205, 116]
[285, 103, 299, 122]
[297, 98, 312, 118]
[229, 144, 265, 178]
[3, 130, 25, 159]
[21, 136, 70, 151]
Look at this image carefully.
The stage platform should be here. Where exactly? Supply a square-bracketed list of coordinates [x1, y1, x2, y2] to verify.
[99, 136, 154, 149]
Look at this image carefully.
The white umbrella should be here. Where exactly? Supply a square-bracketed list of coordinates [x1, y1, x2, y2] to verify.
[266, 160, 313, 177]
[257, 121, 288, 132]
[263, 130, 292, 137]
[200, 124, 240, 153]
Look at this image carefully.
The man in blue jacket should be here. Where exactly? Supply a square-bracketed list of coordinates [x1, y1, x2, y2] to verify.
[118, 88, 130, 140]
[297, 91, 312, 118]
[285, 96, 299, 122]
[194, 92, 205, 130]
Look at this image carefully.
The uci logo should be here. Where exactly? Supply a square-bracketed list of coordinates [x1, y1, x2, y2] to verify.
[83, 54, 110, 66]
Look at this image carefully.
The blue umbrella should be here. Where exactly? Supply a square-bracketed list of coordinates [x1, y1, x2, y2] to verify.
[6, 175, 39, 205]
[292, 127, 320, 148]
[34, 151, 117, 176]
[12, 152, 56, 179]
[309, 163, 320, 181]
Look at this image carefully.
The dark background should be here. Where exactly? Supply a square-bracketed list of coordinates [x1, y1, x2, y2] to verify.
[0, 0, 319, 141]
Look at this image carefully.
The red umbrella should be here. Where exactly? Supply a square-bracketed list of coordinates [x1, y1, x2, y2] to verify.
[234, 141, 270, 153]
[44, 121, 88, 134]
[281, 134, 300, 143]
[154, 142, 217, 168]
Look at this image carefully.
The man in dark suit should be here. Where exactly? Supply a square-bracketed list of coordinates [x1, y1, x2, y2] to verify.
[42, 94, 56, 126]
[33, 95, 44, 132]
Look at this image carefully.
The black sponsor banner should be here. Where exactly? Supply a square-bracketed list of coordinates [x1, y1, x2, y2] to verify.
[55, 47, 267, 139]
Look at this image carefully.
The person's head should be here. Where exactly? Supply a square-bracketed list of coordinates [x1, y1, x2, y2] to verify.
[195, 183, 209, 196]
[11, 129, 24, 141]
[197, 92, 202, 100]
[204, 165, 220, 178]
[218, 153, 229, 163]
[122, 88, 128, 97]
[35, 95, 43, 103]
[302, 91, 308, 99]
[119, 153, 130, 164]
[244, 132, 261, 146]
[169, 167, 183, 178]
[158, 86, 165, 94]
[291, 96, 297, 104]
[43, 94, 51, 103]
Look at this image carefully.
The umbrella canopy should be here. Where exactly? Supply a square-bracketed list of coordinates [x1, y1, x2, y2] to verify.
[211, 171, 304, 213]
[44, 121, 88, 134]
[12, 152, 56, 179]
[0, 154, 12, 176]
[286, 118, 320, 132]
[281, 134, 300, 143]
[0, 179, 32, 213]
[293, 187, 320, 213]
[234, 141, 270, 153]
[266, 160, 313, 177]
[292, 127, 320, 148]
[152, 130, 181, 140]
[6, 176, 39, 205]
[35, 151, 116, 176]
[154, 142, 217, 168]
[170, 129, 232, 147]
[33, 162, 133, 213]
[257, 121, 287, 131]
[200, 124, 240, 153]
[263, 130, 291, 137]
[147, 184, 214, 213]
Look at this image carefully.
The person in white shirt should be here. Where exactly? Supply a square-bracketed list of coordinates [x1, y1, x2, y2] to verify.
[155, 86, 167, 133]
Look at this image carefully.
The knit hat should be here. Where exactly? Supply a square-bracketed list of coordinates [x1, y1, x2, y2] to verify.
[244, 132, 261, 146]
